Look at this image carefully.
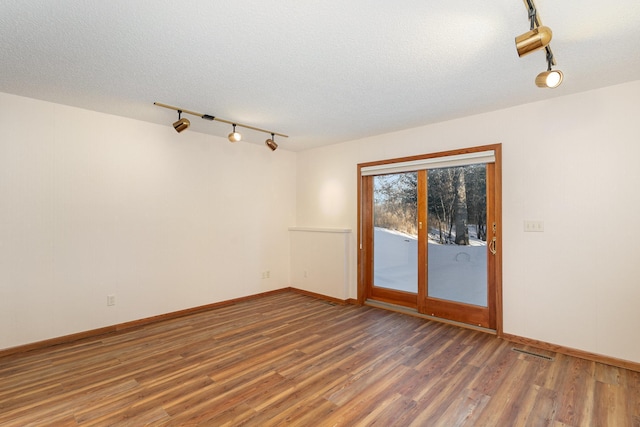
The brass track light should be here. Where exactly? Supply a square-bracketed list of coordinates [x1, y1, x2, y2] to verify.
[535, 70, 563, 88]
[154, 102, 287, 151]
[265, 133, 278, 151]
[173, 110, 190, 133]
[228, 124, 242, 143]
[515, 0, 564, 88]
[535, 48, 564, 88]
[515, 26, 552, 57]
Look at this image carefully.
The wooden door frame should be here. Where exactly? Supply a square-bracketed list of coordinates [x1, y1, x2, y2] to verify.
[357, 144, 503, 336]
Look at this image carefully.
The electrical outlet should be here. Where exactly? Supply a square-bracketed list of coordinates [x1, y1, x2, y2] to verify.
[524, 220, 544, 232]
[107, 294, 116, 306]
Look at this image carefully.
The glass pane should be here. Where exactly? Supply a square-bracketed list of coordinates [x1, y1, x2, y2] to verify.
[373, 172, 418, 293]
[427, 164, 487, 306]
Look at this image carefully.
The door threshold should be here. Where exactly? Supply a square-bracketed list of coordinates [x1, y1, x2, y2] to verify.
[365, 299, 497, 335]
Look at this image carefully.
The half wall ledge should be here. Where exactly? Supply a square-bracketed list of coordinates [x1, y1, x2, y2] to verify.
[289, 227, 352, 301]
[288, 227, 352, 233]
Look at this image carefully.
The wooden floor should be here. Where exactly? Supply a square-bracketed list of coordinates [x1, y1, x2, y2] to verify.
[1, 292, 638, 426]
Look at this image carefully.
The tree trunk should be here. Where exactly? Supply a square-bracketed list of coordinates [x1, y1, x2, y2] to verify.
[454, 169, 469, 245]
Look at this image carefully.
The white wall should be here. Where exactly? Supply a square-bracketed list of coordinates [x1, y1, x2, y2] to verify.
[289, 228, 351, 299]
[4, 81, 640, 364]
[295, 80, 640, 364]
[0, 92, 296, 350]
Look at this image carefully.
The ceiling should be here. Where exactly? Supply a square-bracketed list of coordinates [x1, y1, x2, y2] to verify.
[1, 1, 639, 152]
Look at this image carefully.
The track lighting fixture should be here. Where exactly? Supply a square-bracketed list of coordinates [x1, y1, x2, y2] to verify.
[173, 110, 190, 133]
[228, 124, 242, 143]
[535, 48, 563, 88]
[155, 102, 287, 151]
[515, 26, 552, 57]
[515, 0, 563, 88]
[265, 133, 278, 151]
[535, 69, 563, 88]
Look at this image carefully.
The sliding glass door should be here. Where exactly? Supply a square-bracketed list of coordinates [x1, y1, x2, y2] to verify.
[359, 145, 501, 330]
[373, 172, 418, 294]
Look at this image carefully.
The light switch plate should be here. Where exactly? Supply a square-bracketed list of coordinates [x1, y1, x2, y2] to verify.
[524, 220, 544, 232]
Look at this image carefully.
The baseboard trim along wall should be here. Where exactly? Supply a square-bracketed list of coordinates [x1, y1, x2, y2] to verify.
[502, 333, 640, 373]
[287, 287, 355, 305]
[0, 288, 293, 358]
[2, 288, 638, 373]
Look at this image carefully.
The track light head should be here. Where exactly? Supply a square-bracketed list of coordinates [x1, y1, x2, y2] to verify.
[515, 25, 552, 57]
[535, 47, 563, 88]
[173, 118, 190, 133]
[535, 69, 563, 88]
[173, 111, 190, 133]
[228, 124, 242, 142]
[265, 134, 278, 151]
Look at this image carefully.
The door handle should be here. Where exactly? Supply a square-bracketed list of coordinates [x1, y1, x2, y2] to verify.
[489, 222, 497, 255]
[489, 237, 497, 255]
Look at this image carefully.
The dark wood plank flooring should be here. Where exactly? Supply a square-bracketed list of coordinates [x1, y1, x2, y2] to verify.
[0, 291, 638, 426]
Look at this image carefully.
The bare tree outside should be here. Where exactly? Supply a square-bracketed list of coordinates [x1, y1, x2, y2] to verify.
[453, 168, 469, 245]
[373, 165, 486, 245]
[373, 172, 418, 235]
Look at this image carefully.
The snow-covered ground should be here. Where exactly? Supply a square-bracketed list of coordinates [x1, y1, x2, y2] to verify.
[373, 227, 487, 307]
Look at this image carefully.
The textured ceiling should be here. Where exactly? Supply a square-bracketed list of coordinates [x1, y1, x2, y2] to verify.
[1, 1, 640, 151]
